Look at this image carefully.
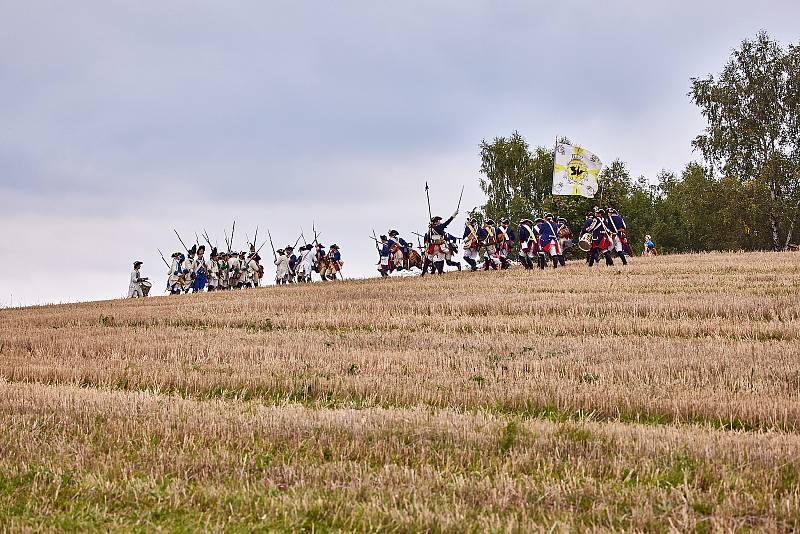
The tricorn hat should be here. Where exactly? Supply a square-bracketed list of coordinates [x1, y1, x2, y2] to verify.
[133, 261, 143, 268]
[388, 229, 399, 236]
[188, 244, 197, 256]
[520, 218, 533, 224]
[485, 219, 495, 226]
[501, 218, 510, 224]
[330, 244, 339, 249]
[431, 216, 442, 223]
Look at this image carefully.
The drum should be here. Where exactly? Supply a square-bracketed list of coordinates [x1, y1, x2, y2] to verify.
[140, 280, 152, 297]
[578, 233, 592, 252]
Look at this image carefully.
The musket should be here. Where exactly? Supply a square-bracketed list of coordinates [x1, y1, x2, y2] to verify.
[425, 181, 432, 222]
[230, 221, 236, 251]
[300, 228, 308, 246]
[223, 228, 231, 252]
[256, 238, 269, 254]
[174, 229, 190, 254]
[245, 232, 251, 249]
[455, 184, 465, 213]
[293, 233, 302, 249]
[253, 226, 259, 249]
[201, 229, 215, 249]
[194, 232, 200, 249]
[157, 248, 171, 269]
[267, 229, 277, 261]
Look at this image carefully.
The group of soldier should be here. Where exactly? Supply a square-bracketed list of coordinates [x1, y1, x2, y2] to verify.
[127, 206, 631, 297]
[156, 239, 343, 295]
[375, 206, 630, 276]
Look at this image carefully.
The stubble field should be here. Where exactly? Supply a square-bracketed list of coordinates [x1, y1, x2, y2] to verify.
[1, 251, 800, 532]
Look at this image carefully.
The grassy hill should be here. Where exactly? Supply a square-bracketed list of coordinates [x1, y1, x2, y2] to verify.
[1, 252, 800, 531]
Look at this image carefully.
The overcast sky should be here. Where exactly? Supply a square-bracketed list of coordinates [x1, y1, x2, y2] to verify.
[1, 1, 798, 305]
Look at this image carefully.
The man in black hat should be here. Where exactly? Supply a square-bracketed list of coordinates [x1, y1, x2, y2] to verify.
[128, 261, 149, 298]
[285, 245, 297, 283]
[462, 217, 481, 271]
[517, 219, 535, 269]
[325, 244, 343, 280]
[387, 229, 410, 270]
[422, 210, 457, 276]
[191, 245, 207, 292]
[297, 244, 315, 282]
[481, 218, 500, 270]
[378, 235, 391, 277]
[497, 218, 516, 269]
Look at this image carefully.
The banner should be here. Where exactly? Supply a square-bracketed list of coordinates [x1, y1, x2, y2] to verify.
[552, 142, 602, 198]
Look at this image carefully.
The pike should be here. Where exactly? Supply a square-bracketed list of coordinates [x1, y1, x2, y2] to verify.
[157, 248, 170, 269]
[425, 181, 432, 222]
[267, 229, 277, 261]
[201, 229, 214, 249]
[173, 229, 190, 254]
[372, 229, 381, 264]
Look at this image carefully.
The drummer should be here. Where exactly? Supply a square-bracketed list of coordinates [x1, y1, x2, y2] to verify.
[128, 261, 149, 298]
[580, 210, 596, 263]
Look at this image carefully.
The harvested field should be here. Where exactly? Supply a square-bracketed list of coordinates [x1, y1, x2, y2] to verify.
[1, 251, 800, 531]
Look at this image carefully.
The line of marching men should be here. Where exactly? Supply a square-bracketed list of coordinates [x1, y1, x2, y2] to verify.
[164, 242, 343, 294]
[375, 207, 630, 276]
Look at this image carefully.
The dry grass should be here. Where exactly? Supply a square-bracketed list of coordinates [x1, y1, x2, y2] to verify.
[1, 251, 799, 531]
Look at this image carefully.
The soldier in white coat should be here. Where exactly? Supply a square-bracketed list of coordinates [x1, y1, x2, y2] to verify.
[297, 244, 315, 283]
[274, 249, 289, 284]
[128, 261, 148, 298]
[247, 253, 262, 288]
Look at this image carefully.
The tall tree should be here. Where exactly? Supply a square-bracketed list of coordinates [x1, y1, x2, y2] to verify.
[478, 132, 553, 224]
[690, 31, 800, 250]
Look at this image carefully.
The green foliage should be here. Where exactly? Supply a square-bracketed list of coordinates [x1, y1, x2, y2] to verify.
[690, 31, 800, 250]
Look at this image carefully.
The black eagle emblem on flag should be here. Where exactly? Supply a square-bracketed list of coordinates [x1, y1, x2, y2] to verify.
[570, 165, 586, 178]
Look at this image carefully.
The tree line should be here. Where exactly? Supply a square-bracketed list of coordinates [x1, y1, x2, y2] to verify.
[476, 32, 800, 254]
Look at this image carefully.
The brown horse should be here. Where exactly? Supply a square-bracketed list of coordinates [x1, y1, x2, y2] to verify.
[389, 247, 424, 272]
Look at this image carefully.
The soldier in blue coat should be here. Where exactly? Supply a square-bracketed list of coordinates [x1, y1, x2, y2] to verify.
[377, 235, 391, 277]
[285, 245, 298, 282]
[605, 207, 629, 265]
[444, 232, 462, 271]
[497, 218, 516, 269]
[517, 219, 535, 269]
[422, 213, 457, 276]
[462, 217, 481, 271]
[388, 229, 410, 270]
[537, 214, 560, 269]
